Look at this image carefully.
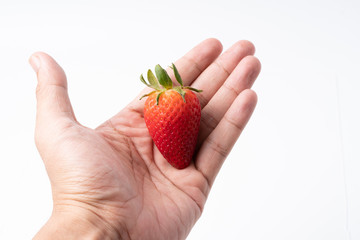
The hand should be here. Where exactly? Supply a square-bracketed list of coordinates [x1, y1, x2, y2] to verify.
[30, 38, 261, 240]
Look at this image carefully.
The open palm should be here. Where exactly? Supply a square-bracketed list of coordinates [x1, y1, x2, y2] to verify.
[31, 39, 261, 240]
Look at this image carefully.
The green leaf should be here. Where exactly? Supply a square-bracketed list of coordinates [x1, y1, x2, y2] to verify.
[174, 86, 186, 102]
[156, 91, 164, 105]
[140, 74, 150, 87]
[155, 64, 173, 89]
[184, 86, 203, 92]
[147, 70, 161, 90]
[171, 63, 183, 86]
[139, 90, 156, 100]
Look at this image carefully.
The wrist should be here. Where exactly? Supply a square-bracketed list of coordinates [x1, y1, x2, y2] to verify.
[33, 205, 123, 240]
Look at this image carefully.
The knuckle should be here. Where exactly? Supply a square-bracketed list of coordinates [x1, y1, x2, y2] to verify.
[206, 136, 228, 158]
[201, 110, 219, 131]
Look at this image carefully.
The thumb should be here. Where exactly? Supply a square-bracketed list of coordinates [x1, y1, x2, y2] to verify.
[29, 52, 77, 148]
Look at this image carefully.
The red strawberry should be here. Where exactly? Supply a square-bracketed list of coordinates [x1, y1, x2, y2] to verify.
[140, 64, 202, 169]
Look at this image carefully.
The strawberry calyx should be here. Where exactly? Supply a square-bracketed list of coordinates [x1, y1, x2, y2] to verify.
[140, 63, 202, 105]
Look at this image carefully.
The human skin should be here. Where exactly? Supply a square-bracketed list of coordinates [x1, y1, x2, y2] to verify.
[30, 38, 261, 240]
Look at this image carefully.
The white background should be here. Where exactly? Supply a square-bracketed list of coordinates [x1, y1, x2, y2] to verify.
[0, 0, 359, 239]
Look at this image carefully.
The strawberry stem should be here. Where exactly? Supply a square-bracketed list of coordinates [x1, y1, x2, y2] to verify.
[139, 63, 203, 104]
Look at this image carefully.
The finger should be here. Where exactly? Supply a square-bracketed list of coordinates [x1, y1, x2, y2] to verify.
[29, 52, 76, 142]
[191, 40, 255, 108]
[127, 38, 223, 113]
[195, 89, 257, 187]
[169, 38, 223, 86]
[198, 56, 261, 144]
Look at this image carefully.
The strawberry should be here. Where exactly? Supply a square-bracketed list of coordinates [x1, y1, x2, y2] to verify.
[140, 64, 202, 169]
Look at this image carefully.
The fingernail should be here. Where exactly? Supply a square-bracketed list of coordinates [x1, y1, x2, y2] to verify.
[29, 55, 41, 73]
